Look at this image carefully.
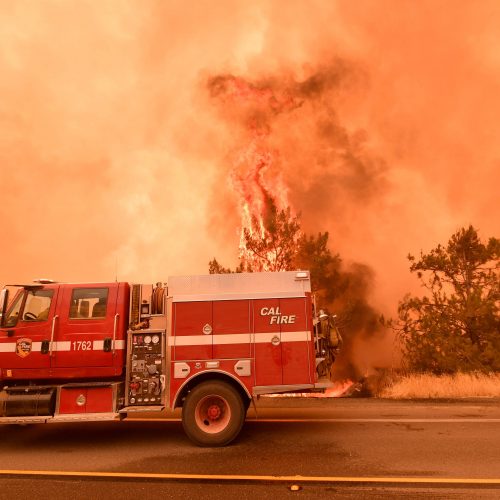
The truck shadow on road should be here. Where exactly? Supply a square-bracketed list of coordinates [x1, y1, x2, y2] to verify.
[0, 419, 354, 477]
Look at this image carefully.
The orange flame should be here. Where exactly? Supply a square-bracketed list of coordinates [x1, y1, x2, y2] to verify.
[209, 75, 301, 271]
[232, 139, 290, 270]
[322, 379, 356, 398]
[264, 379, 356, 398]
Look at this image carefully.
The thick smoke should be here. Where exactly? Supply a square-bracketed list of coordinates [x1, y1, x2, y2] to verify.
[1, 1, 499, 378]
[207, 66, 390, 379]
[0, 0, 263, 284]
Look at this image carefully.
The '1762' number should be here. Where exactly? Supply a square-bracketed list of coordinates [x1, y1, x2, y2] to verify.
[72, 340, 92, 351]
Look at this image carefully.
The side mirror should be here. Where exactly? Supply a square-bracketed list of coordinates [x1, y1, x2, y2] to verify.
[0, 289, 8, 328]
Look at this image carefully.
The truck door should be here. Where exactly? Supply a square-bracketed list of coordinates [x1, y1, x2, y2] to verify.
[0, 285, 59, 379]
[52, 284, 120, 374]
[253, 299, 282, 386]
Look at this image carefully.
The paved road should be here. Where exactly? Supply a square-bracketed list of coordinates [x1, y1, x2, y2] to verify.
[0, 398, 499, 499]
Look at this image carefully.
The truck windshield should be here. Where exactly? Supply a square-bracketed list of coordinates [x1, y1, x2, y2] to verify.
[3, 287, 24, 327]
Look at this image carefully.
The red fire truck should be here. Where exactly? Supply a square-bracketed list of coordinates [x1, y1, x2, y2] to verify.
[0, 271, 334, 446]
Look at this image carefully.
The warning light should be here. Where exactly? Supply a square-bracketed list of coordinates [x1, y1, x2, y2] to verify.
[295, 271, 309, 280]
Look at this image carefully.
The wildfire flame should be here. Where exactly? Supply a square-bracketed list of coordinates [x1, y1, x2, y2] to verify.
[265, 379, 356, 398]
[322, 379, 356, 398]
[209, 75, 301, 271]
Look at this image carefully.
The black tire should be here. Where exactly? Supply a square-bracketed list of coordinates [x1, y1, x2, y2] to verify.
[182, 381, 245, 447]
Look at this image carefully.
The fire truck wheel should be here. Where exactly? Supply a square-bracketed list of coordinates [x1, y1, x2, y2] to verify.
[182, 381, 245, 447]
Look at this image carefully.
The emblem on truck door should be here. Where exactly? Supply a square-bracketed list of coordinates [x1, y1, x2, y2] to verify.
[202, 324, 212, 335]
[15, 338, 32, 358]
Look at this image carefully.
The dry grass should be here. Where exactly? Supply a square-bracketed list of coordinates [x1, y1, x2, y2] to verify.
[378, 372, 500, 399]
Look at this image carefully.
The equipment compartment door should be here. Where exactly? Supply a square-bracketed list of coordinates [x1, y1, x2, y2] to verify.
[253, 299, 282, 386]
[172, 301, 212, 361]
[53, 284, 119, 370]
[280, 297, 312, 385]
[213, 300, 251, 359]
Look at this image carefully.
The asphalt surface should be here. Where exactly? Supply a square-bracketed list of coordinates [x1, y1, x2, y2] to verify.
[0, 398, 499, 499]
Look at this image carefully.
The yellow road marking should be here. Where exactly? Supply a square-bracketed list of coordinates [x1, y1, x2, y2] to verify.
[246, 418, 500, 423]
[0, 470, 498, 485]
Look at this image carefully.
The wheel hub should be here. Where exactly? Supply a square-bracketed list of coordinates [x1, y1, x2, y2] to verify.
[207, 404, 221, 420]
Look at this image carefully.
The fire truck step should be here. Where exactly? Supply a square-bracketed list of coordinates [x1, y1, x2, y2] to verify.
[119, 405, 165, 414]
[50, 412, 121, 422]
[0, 416, 50, 424]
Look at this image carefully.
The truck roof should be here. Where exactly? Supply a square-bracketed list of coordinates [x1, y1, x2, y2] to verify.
[168, 271, 311, 302]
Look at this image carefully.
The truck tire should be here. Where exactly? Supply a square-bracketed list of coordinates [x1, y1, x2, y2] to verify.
[182, 381, 245, 447]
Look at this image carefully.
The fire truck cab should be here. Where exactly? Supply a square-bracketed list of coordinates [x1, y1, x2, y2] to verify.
[0, 271, 334, 446]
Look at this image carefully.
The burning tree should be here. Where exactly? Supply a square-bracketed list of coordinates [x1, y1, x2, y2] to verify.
[393, 226, 500, 374]
[209, 203, 335, 295]
[208, 202, 302, 274]
[207, 74, 341, 285]
[241, 206, 300, 272]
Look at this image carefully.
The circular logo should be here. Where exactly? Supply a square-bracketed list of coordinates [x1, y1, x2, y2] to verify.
[271, 335, 281, 346]
[202, 324, 212, 335]
[76, 394, 86, 407]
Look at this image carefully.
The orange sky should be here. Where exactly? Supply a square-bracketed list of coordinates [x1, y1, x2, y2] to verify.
[1, 0, 499, 315]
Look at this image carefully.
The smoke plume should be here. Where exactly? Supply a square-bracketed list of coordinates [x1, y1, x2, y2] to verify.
[206, 65, 391, 379]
